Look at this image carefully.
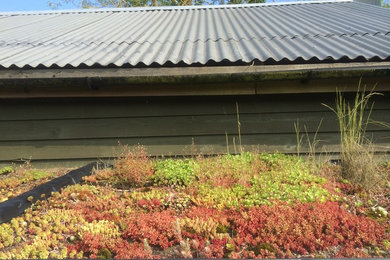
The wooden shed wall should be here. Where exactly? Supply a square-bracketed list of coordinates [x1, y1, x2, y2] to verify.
[1, 93, 390, 167]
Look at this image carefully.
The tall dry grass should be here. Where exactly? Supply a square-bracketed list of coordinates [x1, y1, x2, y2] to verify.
[323, 82, 386, 189]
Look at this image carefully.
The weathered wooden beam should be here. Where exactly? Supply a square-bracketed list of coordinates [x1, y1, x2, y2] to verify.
[1, 94, 389, 120]
[0, 132, 389, 162]
[0, 76, 389, 98]
[1, 111, 390, 141]
[1, 62, 390, 80]
[0, 62, 389, 97]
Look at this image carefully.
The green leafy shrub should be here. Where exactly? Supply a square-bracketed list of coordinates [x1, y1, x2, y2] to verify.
[151, 159, 197, 187]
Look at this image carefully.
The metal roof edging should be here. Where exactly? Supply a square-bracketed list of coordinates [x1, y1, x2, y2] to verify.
[0, 62, 389, 86]
[0, 0, 354, 16]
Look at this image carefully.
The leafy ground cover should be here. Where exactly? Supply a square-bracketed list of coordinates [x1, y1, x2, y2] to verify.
[0, 149, 389, 259]
[0, 166, 71, 203]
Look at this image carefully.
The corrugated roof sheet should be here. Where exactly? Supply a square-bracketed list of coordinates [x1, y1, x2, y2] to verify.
[0, 0, 389, 68]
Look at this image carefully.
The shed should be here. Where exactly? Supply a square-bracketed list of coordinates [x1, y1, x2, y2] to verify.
[0, 0, 389, 167]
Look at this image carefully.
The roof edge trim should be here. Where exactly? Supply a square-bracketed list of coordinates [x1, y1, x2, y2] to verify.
[0, 0, 353, 16]
[0, 61, 389, 81]
[1, 62, 389, 97]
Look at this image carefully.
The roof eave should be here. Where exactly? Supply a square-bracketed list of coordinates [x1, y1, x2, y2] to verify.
[1, 62, 389, 83]
[0, 62, 389, 98]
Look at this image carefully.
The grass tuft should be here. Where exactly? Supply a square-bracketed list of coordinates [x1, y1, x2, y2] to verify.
[323, 82, 388, 189]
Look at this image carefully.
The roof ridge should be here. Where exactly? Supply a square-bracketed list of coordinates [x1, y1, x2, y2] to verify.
[0, 0, 353, 16]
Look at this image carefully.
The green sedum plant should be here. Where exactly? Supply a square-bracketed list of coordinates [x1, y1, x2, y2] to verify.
[151, 159, 198, 187]
[0, 166, 14, 175]
[195, 152, 269, 188]
[193, 155, 334, 209]
[0, 169, 55, 202]
[25, 170, 52, 181]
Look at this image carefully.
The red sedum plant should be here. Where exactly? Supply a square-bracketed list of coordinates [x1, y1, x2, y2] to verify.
[122, 210, 178, 250]
[230, 201, 387, 258]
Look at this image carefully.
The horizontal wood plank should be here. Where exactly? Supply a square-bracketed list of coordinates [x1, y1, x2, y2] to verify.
[0, 131, 389, 161]
[1, 75, 389, 98]
[1, 110, 389, 141]
[0, 93, 389, 166]
[1, 93, 389, 121]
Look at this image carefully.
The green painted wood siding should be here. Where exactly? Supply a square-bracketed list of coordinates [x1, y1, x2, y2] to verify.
[1, 93, 389, 167]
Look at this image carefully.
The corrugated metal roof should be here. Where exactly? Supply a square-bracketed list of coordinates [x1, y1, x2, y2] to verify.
[0, 0, 389, 68]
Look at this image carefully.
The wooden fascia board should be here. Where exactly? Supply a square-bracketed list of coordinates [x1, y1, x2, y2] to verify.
[1, 62, 390, 80]
[0, 62, 389, 97]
